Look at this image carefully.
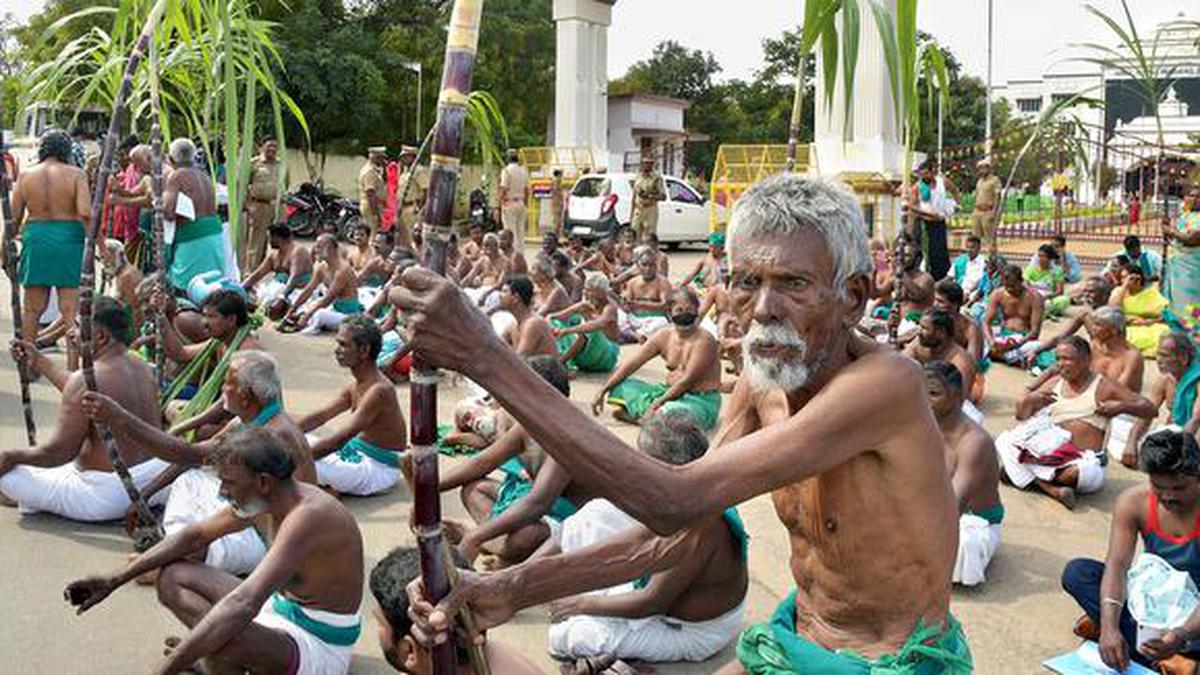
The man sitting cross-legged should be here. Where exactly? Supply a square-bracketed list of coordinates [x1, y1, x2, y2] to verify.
[530, 254, 571, 317]
[82, 350, 316, 575]
[543, 410, 748, 667]
[998, 336, 1156, 508]
[1062, 428, 1200, 674]
[242, 223, 314, 320]
[617, 245, 674, 343]
[925, 362, 1004, 587]
[592, 287, 723, 430]
[441, 356, 586, 565]
[369, 546, 544, 674]
[297, 316, 407, 496]
[1122, 332, 1200, 469]
[984, 263, 1045, 366]
[548, 272, 621, 374]
[65, 427, 365, 675]
[282, 233, 363, 335]
[0, 297, 170, 522]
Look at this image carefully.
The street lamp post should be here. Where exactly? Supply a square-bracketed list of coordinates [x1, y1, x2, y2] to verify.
[404, 60, 423, 142]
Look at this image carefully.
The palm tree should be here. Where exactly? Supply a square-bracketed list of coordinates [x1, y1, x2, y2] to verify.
[21, 0, 309, 251]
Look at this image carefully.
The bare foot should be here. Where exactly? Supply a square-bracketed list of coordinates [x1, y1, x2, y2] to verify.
[612, 407, 637, 425]
[1120, 452, 1138, 470]
[1053, 486, 1077, 510]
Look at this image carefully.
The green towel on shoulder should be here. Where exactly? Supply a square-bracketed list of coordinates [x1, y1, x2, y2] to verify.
[19, 220, 85, 288]
[607, 378, 722, 430]
[336, 435, 403, 468]
[737, 591, 972, 674]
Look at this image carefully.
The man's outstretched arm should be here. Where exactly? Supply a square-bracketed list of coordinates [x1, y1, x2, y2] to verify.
[391, 269, 908, 534]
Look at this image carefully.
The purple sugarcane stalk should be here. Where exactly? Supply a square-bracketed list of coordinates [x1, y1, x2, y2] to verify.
[411, 1, 487, 674]
[0, 132, 36, 444]
[80, 24, 163, 547]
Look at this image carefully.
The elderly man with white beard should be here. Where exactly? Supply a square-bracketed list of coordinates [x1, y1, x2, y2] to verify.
[392, 174, 971, 673]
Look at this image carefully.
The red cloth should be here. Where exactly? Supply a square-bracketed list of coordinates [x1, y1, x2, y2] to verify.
[381, 161, 399, 231]
[1019, 440, 1083, 468]
[112, 165, 143, 242]
[389, 352, 412, 377]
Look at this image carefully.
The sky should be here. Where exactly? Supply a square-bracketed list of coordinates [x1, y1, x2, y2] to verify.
[3, 0, 1195, 85]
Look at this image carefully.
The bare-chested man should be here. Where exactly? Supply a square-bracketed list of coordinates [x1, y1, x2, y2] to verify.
[984, 263, 1045, 365]
[1000, 336, 1155, 508]
[242, 223, 314, 319]
[1025, 275, 1114, 367]
[548, 272, 621, 374]
[83, 350, 315, 575]
[297, 317, 406, 496]
[496, 275, 558, 358]
[543, 411, 747, 665]
[530, 255, 571, 316]
[101, 239, 143, 319]
[904, 309, 977, 399]
[933, 279, 984, 364]
[65, 427, 365, 675]
[623, 246, 673, 316]
[594, 288, 723, 430]
[357, 229, 396, 289]
[0, 298, 169, 522]
[1027, 307, 1145, 394]
[552, 249, 584, 303]
[284, 233, 363, 335]
[163, 138, 225, 295]
[681, 231, 728, 290]
[925, 362, 1004, 587]
[347, 222, 372, 273]
[1123, 333, 1200, 469]
[8, 129, 90, 345]
[498, 228, 527, 275]
[869, 232, 934, 344]
[396, 175, 973, 672]
[461, 222, 486, 261]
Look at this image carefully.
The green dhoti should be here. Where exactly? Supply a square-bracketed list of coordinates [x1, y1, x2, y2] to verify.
[736, 591, 972, 674]
[607, 378, 722, 430]
[167, 215, 226, 292]
[553, 316, 619, 373]
[491, 457, 579, 521]
[19, 220, 85, 288]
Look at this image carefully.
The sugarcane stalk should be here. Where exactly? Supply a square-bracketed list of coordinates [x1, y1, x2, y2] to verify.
[0, 133, 36, 445]
[785, 51, 806, 172]
[149, 36, 167, 392]
[411, 2, 487, 674]
[80, 3, 168, 547]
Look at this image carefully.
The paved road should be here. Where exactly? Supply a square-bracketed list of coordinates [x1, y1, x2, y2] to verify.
[0, 246, 1139, 673]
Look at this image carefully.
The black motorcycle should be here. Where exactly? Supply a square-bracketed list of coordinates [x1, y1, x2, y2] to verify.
[333, 198, 364, 241]
[468, 186, 498, 232]
[283, 182, 340, 237]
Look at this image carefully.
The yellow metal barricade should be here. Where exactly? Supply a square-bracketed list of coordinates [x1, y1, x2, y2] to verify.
[708, 144, 809, 231]
[517, 147, 598, 241]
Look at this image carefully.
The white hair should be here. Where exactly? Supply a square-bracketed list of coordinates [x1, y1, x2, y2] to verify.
[583, 271, 610, 293]
[169, 138, 196, 167]
[728, 174, 871, 299]
[1090, 306, 1126, 333]
[230, 351, 281, 404]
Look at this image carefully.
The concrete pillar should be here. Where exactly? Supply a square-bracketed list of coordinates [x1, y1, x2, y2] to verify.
[554, 0, 614, 168]
[813, 0, 906, 179]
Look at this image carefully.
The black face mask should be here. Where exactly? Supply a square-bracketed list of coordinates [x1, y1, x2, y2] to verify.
[671, 312, 698, 327]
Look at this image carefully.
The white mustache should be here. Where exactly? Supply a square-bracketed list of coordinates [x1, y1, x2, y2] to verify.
[744, 322, 807, 353]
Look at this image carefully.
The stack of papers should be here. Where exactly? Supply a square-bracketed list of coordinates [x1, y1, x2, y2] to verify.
[1043, 642, 1155, 674]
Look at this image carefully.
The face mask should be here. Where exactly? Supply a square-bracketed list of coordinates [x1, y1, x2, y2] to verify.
[671, 312, 698, 327]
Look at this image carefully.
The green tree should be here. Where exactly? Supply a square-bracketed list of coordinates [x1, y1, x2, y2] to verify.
[610, 40, 722, 101]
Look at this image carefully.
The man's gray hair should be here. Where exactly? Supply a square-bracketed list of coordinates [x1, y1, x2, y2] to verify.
[230, 351, 282, 404]
[1090, 306, 1126, 333]
[169, 138, 196, 167]
[583, 271, 609, 293]
[532, 254, 555, 278]
[728, 174, 871, 299]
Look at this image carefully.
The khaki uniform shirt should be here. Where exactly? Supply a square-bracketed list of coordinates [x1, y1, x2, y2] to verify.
[499, 162, 529, 203]
[359, 161, 384, 202]
[397, 166, 429, 205]
[248, 155, 284, 202]
[634, 170, 666, 207]
[974, 175, 1002, 211]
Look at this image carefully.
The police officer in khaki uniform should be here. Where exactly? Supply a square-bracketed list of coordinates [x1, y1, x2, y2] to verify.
[631, 155, 666, 238]
[359, 146, 387, 235]
[243, 137, 286, 271]
[499, 148, 530, 241]
[394, 145, 426, 250]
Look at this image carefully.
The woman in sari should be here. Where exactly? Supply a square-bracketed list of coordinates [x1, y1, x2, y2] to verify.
[1110, 262, 1170, 357]
[1165, 185, 1200, 321]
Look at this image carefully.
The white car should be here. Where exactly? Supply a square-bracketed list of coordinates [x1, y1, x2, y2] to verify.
[565, 172, 720, 246]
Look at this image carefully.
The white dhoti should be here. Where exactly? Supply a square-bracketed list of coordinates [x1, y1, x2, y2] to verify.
[549, 599, 746, 663]
[256, 277, 302, 307]
[252, 594, 359, 675]
[1104, 414, 1139, 464]
[299, 306, 355, 335]
[309, 434, 403, 496]
[995, 418, 1105, 493]
[0, 458, 171, 522]
[163, 468, 266, 575]
[357, 286, 383, 313]
[561, 499, 639, 553]
[463, 286, 502, 314]
[962, 400, 985, 426]
[618, 310, 670, 340]
[953, 513, 1001, 587]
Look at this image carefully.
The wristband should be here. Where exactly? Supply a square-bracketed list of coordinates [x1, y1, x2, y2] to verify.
[1102, 597, 1124, 608]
